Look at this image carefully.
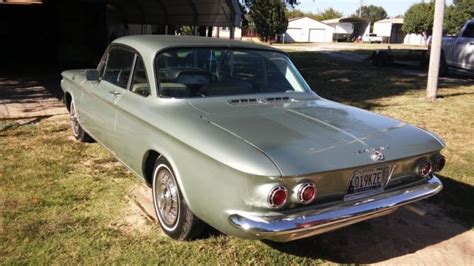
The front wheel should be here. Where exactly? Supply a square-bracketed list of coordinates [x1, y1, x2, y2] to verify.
[151, 157, 207, 240]
[69, 100, 92, 142]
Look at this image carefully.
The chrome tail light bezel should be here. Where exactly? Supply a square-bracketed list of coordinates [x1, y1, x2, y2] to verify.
[267, 186, 288, 208]
[296, 182, 317, 204]
[432, 154, 446, 172]
[417, 159, 433, 177]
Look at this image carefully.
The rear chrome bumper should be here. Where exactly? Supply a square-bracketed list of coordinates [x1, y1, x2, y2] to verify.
[229, 175, 442, 242]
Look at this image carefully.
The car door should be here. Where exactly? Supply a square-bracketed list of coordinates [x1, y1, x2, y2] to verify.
[454, 21, 474, 70]
[81, 46, 135, 150]
[114, 54, 154, 173]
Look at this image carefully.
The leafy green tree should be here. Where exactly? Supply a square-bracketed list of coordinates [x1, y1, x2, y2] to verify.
[318, 8, 343, 21]
[353, 5, 388, 24]
[402, 2, 434, 41]
[244, 0, 298, 8]
[286, 7, 342, 21]
[444, 0, 474, 35]
[286, 9, 306, 19]
[248, 0, 288, 42]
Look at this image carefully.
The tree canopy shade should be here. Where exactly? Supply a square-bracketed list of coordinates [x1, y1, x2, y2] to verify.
[248, 0, 288, 42]
[402, 0, 473, 37]
[444, 0, 474, 35]
[353, 5, 388, 23]
[402, 2, 434, 39]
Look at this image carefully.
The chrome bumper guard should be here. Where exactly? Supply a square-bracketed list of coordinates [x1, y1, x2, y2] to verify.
[229, 175, 443, 242]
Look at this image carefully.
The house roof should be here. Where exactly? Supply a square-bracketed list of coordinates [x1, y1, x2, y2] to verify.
[322, 17, 369, 24]
[375, 18, 404, 24]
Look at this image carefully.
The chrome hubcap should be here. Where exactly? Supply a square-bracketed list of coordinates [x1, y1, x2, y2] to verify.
[155, 167, 179, 228]
[70, 102, 79, 136]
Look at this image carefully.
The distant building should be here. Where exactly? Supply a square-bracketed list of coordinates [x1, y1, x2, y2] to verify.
[284, 17, 334, 42]
[373, 18, 426, 45]
[322, 17, 370, 42]
[212, 26, 242, 39]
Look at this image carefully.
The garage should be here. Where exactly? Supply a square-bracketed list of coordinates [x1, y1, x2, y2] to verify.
[309, 29, 326, 42]
[284, 17, 334, 43]
[285, 28, 303, 42]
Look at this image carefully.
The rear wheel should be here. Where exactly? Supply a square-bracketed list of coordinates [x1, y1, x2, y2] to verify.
[151, 157, 207, 240]
[69, 100, 92, 142]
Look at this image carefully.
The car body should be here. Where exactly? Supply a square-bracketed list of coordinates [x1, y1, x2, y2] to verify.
[440, 19, 474, 73]
[61, 35, 444, 242]
[363, 33, 383, 43]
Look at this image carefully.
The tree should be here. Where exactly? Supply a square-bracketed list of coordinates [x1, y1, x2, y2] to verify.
[286, 7, 342, 21]
[248, 0, 288, 42]
[402, 2, 434, 42]
[318, 8, 343, 21]
[353, 5, 388, 23]
[244, 0, 298, 8]
[286, 9, 308, 19]
[444, 0, 474, 35]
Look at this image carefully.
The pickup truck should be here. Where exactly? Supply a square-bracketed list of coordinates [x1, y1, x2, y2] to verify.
[363, 33, 383, 43]
[440, 19, 474, 74]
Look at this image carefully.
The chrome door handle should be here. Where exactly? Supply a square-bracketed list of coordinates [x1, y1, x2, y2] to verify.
[109, 91, 122, 97]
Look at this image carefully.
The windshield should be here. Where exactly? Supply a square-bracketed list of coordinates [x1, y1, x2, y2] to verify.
[155, 48, 310, 98]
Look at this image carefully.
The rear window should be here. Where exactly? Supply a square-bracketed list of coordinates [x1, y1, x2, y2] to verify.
[154, 48, 310, 98]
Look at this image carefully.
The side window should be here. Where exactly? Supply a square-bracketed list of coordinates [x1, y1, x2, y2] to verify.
[462, 22, 474, 38]
[102, 48, 135, 89]
[130, 57, 151, 97]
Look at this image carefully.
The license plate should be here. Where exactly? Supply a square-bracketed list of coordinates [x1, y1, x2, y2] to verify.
[345, 166, 390, 200]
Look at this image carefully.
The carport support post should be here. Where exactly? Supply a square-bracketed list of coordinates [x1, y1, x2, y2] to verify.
[426, 0, 445, 101]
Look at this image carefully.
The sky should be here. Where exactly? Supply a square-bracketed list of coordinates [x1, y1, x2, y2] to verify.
[295, 0, 454, 17]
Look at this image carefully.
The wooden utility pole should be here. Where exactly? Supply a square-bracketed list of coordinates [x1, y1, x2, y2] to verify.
[426, 0, 445, 101]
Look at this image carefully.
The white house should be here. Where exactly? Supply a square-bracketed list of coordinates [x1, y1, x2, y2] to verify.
[211, 26, 242, 39]
[373, 18, 404, 43]
[284, 17, 334, 42]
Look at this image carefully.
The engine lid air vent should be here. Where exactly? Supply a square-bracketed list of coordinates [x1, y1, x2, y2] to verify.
[265, 96, 290, 102]
[228, 98, 258, 105]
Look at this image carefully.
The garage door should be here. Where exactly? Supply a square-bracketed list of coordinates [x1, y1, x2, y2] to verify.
[285, 28, 302, 42]
[309, 29, 326, 42]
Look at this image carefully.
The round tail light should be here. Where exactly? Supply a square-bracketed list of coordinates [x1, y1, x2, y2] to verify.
[418, 160, 432, 177]
[433, 154, 446, 172]
[297, 182, 316, 204]
[268, 186, 287, 208]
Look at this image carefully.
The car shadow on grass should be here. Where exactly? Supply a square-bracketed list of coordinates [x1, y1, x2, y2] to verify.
[263, 175, 473, 264]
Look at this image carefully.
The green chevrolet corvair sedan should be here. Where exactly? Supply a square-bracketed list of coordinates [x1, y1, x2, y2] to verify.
[61, 35, 445, 242]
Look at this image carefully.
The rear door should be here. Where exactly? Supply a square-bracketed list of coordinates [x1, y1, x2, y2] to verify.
[454, 21, 474, 70]
[81, 46, 135, 150]
[114, 55, 154, 172]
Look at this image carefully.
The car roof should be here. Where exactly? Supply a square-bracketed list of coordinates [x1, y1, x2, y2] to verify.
[113, 35, 281, 56]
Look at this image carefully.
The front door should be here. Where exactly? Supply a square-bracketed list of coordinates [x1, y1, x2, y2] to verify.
[81, 47, 135, 150]
[454, 21, 474, 70]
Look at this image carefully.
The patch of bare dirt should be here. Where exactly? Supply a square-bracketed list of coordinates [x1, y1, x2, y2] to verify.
[109, 196, 156, 236]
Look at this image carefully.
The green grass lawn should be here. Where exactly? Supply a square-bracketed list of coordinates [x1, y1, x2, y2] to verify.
[1, 52, 473, 264]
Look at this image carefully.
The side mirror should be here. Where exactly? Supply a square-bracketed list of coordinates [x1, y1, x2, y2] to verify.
[86, 69, 100, 81]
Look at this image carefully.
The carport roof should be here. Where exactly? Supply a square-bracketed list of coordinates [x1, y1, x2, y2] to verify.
[108, 0, 241, 27]
[322, 17, 369, 24]
[375, 18, 404, 24]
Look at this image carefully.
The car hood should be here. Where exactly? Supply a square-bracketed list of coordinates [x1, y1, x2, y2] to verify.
[190, 96, 444, 176]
